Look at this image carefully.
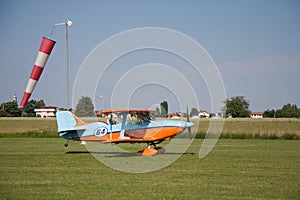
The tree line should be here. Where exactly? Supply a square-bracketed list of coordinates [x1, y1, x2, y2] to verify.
[223, 96, 300, 118]
[75, 96, 300, 118]
[0, 99, 45, 117]
[74, 97, 169, 117]
[263, 103, 300, 118]
[0, 96, 299, 118]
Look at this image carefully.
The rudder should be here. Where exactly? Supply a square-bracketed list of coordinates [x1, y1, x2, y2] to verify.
[56, 111, 77, 132]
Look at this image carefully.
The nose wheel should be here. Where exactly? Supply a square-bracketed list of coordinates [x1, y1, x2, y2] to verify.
[138, 143, 166, 156]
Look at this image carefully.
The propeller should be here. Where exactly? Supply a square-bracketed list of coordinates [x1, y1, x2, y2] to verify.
[186, 106, 192, 144]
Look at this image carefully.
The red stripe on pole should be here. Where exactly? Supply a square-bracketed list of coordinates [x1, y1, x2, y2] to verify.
[39, 37, 56, 55]
[30, 65, 44, 81]
[20, 92, 31, 107]
[21, 37, 56, 107]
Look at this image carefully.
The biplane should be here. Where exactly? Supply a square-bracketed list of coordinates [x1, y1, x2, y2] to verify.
[56, 109, 193, 156]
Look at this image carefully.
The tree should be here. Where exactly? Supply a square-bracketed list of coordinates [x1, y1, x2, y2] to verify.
[224, 96, 251, 118]
[275, 103, 299, 118]
[0, 109, 8, 117]
[35, 99, 45, 108]
[190, 107, 199, 117]
[22, 99, 45, 117]
[263, 109, 275, 118]
[75, 96, 95, 117]
[0, 101, 21, 117]
[160, 101, 168, 117]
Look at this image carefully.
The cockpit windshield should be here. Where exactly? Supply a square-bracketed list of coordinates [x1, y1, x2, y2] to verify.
[102, 109, 156, 126]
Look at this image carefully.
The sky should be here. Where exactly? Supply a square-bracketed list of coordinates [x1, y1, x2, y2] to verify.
[0, 0, 299, 112]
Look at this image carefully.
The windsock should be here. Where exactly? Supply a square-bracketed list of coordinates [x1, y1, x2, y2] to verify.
[20, 37, 56, 107]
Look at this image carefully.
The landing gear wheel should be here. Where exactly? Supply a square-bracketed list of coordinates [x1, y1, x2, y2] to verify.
[138, 148, 158, 156]
[137, 143, 165, 156]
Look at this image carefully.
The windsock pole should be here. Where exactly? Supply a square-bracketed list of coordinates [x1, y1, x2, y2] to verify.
[20, 37, 56, 107]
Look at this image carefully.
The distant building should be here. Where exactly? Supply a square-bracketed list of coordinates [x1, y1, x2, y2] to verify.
[210, 112, 224, 118]
[167, 113, 182, 119]
[34, 106, 57, 118]
[198, 110, 210, 118]
[250, 112, 264, 119]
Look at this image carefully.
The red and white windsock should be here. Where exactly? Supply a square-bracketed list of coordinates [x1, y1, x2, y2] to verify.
[20, 37, 56, 107]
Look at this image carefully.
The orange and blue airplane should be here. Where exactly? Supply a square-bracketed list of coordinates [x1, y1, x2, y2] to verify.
[56, 108, 193, 156]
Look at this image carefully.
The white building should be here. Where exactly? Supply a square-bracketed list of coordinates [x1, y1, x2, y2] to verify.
[198, 110, 210, 118]
[34, 106, 57, 118]
[250, 112, 264, 119]
[210, 112, 224, 118]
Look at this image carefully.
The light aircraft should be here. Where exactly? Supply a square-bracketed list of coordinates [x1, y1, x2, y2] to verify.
[56, 108, 193, 156]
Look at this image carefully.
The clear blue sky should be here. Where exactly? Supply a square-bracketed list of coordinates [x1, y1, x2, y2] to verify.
[0, 0, 299, 112]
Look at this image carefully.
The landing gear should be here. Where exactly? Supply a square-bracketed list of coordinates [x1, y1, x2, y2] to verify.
[138, 142, 166, 156]
[139, 148, 158, 156]
[64, 141, 69, 147]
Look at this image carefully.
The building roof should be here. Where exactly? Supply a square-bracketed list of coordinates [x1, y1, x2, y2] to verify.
[199, 109, 209, 113]
[37, 106, 57, 109]
[251, 112, 264, 115]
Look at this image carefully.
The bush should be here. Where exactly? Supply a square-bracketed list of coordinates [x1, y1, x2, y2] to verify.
[195, 131, 206, 139]
[0, 110, 8, 117]
[281, 133, 299, 140]
[269, 134, 280, 140]
[254, 133, 260, 139]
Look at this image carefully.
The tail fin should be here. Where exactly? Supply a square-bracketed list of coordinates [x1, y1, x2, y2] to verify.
[56, 111, 87, 132]
[56, 111, 77, 132]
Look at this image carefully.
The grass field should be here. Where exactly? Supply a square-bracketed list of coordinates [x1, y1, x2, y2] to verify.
[0, 138, 299, 199]
[0, 118, 299, 199]
[196, 118, 300, 137]
[0, 118, 57, 133]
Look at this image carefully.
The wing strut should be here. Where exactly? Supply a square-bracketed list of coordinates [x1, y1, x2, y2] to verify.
[187, 106, 192, 144]
[109, 114, 113, 139]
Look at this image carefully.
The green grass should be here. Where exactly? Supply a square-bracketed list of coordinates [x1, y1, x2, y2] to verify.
[0, 118, 57, 134]
[0, 131, 58, 138]
[195, 118, 300, 137]
[0, 138, 299, 199]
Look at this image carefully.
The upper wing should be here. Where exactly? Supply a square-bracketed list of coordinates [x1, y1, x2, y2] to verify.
[102, 108, 155, 114]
